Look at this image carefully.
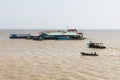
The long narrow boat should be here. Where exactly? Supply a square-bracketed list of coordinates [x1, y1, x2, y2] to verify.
[9, 34, 31, 39]
[80, 52, 98, 56]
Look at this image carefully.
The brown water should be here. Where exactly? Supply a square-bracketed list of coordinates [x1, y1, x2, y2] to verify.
[0, 30, 119, 80]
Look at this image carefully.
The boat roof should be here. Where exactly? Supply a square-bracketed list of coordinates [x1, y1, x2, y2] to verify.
[48, 32, 63, 35]
[42, 32, 80, 36]
[91, 43, 103, 44]
[64, 32, 79, 36]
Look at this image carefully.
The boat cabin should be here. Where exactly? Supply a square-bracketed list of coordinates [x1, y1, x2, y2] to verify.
[88, 41, 106, 49]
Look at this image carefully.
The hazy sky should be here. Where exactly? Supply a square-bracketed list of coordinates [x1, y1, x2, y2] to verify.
[0, 0, 120, 29]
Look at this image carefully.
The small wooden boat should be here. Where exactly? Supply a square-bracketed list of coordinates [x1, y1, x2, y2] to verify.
[80, 52, 98, 56]
[32, 36, 43, 41]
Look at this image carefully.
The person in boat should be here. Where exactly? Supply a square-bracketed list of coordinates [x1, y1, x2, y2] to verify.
[94, 52, 96, 55]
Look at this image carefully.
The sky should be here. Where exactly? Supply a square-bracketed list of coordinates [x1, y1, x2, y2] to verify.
[0, 0, 120, 29]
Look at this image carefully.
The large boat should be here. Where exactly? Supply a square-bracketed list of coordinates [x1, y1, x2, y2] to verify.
[40, 29, 84, 40]
[87, 41, 106, 49]
[80, 52, 98, 56]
